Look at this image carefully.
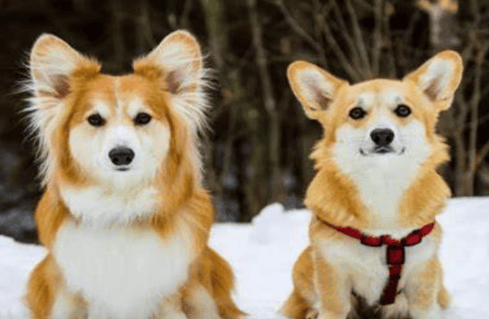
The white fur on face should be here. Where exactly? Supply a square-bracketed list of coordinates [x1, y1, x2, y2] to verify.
[68, 95, 171, 192]
[332, 91, 431, 229]
[54, 221, 192, 319]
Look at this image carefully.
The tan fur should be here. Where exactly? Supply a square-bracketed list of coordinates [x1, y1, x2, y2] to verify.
[281, 51, 463, 319]
[280, 247, 315, 319]
[25, 31, 243, 319]
[26, 255, 57, 319]
[182, 247, 247, 319]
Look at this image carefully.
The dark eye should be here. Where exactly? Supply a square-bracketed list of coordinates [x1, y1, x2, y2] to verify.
[87, 114, 105, 127]
[349, 107, 367, 120]
[134, 112, 152, 125]
[394, 104, 411, 117]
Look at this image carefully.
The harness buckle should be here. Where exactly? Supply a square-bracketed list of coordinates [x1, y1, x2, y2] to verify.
[386, 245, 405, 265]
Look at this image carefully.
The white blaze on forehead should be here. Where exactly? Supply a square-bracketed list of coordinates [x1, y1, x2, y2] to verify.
[383, 90, 402, 106]
[110, 77, 149, 119]
[355, 89, 404, 112]
[357, 92, 375, 110]
[112, 77, 122, 115]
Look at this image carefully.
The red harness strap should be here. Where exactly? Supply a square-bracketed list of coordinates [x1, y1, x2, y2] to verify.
[320, 220, 435, 305]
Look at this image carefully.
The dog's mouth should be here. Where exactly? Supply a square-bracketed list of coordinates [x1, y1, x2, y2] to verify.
[115, 167, 130, 172]
[360, 147, 405, 156]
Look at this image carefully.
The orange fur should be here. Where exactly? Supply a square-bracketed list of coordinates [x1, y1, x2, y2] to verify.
[182, 247, 247, 319]
[25, 31, 243, 319]
[282, 51, 463, 319]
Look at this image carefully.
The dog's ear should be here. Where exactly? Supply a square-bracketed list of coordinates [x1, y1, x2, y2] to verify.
[287, 61, 348, 120]
[29, 34, 99, 99]
[404, 50, 463, 111]
[133, 30, 208, 126]
[27, 34, 100, 185]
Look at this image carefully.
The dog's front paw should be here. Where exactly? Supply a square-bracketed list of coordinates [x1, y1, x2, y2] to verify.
[305, 309, 319, 319]
[316, 311, 348, 319]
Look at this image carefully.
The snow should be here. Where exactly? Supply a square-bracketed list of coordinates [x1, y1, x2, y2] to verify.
[1, 198, 488, 319]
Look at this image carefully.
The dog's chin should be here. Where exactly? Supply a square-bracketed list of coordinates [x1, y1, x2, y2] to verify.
[359, 147, 405, 156]
[91, 166, 153, 191]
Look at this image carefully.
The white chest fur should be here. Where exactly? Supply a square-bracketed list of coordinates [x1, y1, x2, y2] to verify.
[319, 232, 437, 306]
[60, 185, 160, 226]
[340, 156, 421, 228]
[53, 221, 192, 318]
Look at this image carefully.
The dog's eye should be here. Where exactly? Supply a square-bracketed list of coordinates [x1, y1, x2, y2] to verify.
[394, 104, 411, 118]
[87, 114, 105, 127]
[134, 112, 152, 125]
[349, 107, 367, 120]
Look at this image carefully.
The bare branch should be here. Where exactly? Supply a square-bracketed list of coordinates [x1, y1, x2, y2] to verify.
[469, 40, 489, 173]
[317, 7, 362, 81]
[137, 0, 157, 51]
[180, 0, 193, 29]
[382, 6, 396, 78]
[345, 0, 372, 78]
[329, 0, 364, 71]
[247, 0, 282, 199]
[274, 0, 327, 65]
[110, 0, 125, 66]
[476, 139, 489, 168]
[372, 0, 384, 75]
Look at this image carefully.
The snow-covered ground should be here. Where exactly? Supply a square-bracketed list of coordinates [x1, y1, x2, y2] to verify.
[1, 199, 488, 319]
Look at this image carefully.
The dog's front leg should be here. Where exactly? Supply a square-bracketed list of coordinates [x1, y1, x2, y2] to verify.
[51, 291, 88, 319]
[26, 254, 88, 319]
[404, 258, 444, 319]
[314, 251, 351, 319]
[181, 283, 221, 319]
[153, 292, 187, 319]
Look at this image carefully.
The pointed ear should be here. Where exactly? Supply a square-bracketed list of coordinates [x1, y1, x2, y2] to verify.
[287, 61, 348, 119]
[133, 30, 208, 128]
[133, 30, 204, 96]
[29, 34, 100, 99]
[404, 50, 463, 110]
[27, 34, 100, 185]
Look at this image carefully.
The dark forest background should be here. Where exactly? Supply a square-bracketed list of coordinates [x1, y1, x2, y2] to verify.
[0, 0, 488, 243]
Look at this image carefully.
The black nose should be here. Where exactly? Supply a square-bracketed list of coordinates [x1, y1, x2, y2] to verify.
[370, 129, 394, 147]
[109, 147, 135, 166]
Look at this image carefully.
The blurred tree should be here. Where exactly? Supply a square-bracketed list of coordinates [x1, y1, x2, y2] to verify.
[0, 0, 488, 243]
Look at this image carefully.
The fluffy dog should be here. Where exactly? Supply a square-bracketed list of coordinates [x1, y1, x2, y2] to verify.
[25, 30, 244, 319]
[280, 51, 463, 319]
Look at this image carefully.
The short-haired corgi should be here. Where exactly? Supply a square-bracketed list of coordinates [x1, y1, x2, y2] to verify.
[25, 30, 244, 319]
[280, 51, 463, 319]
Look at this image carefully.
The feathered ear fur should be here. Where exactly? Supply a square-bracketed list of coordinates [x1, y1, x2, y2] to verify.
[26, 34, 100, 184]
[403, 50, 463, 111]
[133, 30, 209, 131]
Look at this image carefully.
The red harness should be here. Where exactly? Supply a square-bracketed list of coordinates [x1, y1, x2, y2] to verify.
[320, 220, 435, 305]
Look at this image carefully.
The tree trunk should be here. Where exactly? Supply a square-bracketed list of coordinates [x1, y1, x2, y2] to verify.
[247, 0, 283, 203]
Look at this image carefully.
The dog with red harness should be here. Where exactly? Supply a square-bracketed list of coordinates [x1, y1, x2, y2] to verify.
[280, 51, 463, 319]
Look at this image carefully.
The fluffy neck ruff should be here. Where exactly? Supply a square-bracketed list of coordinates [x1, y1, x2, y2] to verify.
[305, 137, 450, 231]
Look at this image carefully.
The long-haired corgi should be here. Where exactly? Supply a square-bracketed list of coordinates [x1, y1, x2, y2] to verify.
[280, 51, 463, 319]
[24, 30, 245, 319]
